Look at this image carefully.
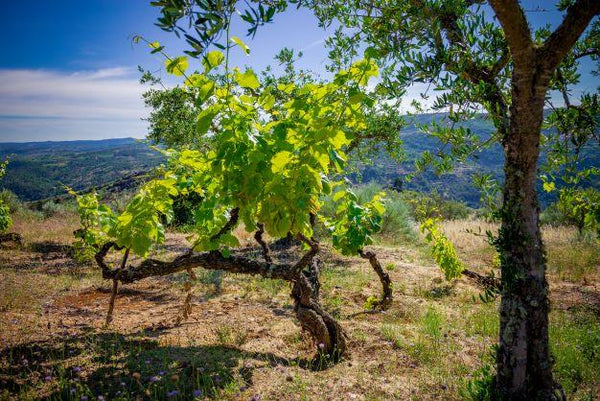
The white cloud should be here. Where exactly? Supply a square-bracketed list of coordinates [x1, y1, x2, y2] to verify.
[0, 68, 149, 142]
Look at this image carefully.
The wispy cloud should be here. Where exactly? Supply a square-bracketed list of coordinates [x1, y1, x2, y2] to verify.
[0, 68, 148, 142]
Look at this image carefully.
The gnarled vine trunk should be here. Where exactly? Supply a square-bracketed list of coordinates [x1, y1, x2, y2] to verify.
[359, 249, 392, 309]
[95, 239, 347, 362]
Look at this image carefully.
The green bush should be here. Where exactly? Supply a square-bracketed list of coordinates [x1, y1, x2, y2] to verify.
[550, 310, 600, 397]
[318, 182, 417, 244]
[0, 189, 22, 214]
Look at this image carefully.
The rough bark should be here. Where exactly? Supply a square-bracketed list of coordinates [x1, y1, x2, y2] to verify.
[105, 248, 129, 326]
[254, 223, 272, 263]
[358, 249, 392, 310]
[485, 2, 599, 399]
[462, 269, 501, 292]
[95, 239, 347, 361]
[496, 81, 557, 400]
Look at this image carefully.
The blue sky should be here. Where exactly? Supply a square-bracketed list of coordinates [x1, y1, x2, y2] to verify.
[0, 1, 597, 142]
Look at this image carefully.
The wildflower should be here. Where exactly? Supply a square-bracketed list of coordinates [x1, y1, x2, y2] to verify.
[192, 389, 203, 397]
[70, 388, 76, 395]
[149, 376, 160, 383]
[73, 367, 82, 373]
[120, 382, 126, 387]
[98, 396, 105, 401]
[80, 397, 88, 401]
[44, 375, 52, 382]
[251, 395, 261, 401]
[318, 343, 325, 349]
[158, 371, 165, 376]
[166, 390, 179, 397]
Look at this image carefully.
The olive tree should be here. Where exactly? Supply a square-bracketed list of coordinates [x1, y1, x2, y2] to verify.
[149, 0, 600, 398]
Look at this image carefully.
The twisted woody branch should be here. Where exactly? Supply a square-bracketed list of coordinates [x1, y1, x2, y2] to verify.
[94, 212, 347, 362]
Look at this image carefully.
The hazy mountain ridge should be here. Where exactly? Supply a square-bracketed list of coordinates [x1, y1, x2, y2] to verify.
[1, 115, 598, 205]
[0, 138, 165, 201]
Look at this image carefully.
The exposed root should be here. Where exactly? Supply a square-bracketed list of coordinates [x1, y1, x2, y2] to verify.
[462, 269, 502, 292]
[359, 249, 393, 310]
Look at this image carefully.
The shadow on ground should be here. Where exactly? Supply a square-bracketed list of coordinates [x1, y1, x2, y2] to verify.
[0, 330, 299, 400]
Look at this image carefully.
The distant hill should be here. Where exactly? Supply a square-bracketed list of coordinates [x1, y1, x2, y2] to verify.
[1, 115, 598, 206]
[0, 138, 164, 201]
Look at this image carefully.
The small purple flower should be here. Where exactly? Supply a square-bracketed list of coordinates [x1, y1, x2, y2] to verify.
[120, 382, 126, 387]
[145, 359, 151, 364]
[44, 375, 52, 382]
[73, 377, 80, 382]
[73, 367, 82, 373]
[251, 395, 262, 401]
[166, 390, 179, 398]
[97, 396, 105, 401]
[318, 343, 325, 349]
[213, 373, 221, 383]
[158, 371, 165, 376]
[69, 350, 75, 354]
[149, 376, 160, 383]
[70, 388, 76, 395]
[192, 389, 203, 397]
[239, 386, 247, 392]
[80, 397, 88, 401]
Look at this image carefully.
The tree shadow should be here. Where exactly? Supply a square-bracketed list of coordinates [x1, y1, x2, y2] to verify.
[0, 330, 305, 400]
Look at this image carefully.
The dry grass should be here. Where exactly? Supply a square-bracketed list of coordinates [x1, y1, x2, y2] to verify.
[0, 215, 598, 400]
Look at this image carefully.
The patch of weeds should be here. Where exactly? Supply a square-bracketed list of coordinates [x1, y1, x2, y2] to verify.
[380, 324, 403, 348]
[253, 276, 286, 301]
[461, 363, 498, 401]
[416, 283, 455, 300]
[422, 306, 443, 345]
[353, 329, 368, 344]
[385, 263, 396, 271]
[196, 270, 224, 294]
[324, 295, 343, 317]
[363, 296, 380, 310]
[214, 325, 247, 347]
[546, 237, 600, 283]
[550, 309, 600, 397]
[0, 332, 256, 400]
[284, 373, 309, 401]
[320, 265, 370, 293]
[464, 304, 499, 338]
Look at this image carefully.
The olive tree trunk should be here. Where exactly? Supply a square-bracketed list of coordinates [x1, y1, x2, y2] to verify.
[496, 69, 556, 400]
